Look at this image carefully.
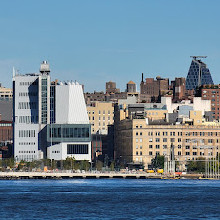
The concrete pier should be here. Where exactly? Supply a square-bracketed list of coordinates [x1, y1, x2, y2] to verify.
[0, 172, 162, 180]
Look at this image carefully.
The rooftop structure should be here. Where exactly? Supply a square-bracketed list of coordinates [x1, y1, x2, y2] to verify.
[186, 56, 214, 90]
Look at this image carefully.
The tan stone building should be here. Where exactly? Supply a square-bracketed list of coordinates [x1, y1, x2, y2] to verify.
[115, 118, 220, 170]
[87, 101, 114, 134]
[114, 103, 220, 170]
[0, 85, 13, 100]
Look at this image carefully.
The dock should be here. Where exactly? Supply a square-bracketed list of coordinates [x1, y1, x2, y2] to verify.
[0, 171, 162, 179]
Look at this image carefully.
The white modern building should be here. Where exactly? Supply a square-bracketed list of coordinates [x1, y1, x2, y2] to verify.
[13, 61, 91, 162]
[47, 82, 91, 161]
[161, 96, 211, 115]
[13, 61, 50, 161]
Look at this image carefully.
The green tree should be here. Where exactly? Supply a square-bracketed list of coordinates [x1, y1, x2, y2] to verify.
[187, 157, 205, 173]
[96, 160, 103, 171]
[151, 155, 164, 169]
[110, 161, 115, 171]
[79, 160, 90, 171]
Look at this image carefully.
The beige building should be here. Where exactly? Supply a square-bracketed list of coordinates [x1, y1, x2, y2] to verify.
[87, 101, 114, 134]
[145, 109, 167, 121]
[115, 118, 220, 170]
[0, 85, 13, 100]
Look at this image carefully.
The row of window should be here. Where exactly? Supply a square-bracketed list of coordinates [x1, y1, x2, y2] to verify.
[147, 151, 204, 156]
[147, 132, 183, 136]
[52, 151, 60, 153]
[19, 81, 37, 86]
[17, 155, 37, 161]
[19, 130, 36, 138]
[18, 151, 36, 153]
[19, 142, 36, 145]
[67, 144, 88, 154]
[136, 138, 219, 144]
[19, 92, 38, 97]
[19, 116, 38, 124]
[89, 116, 113, 121]
[185, 132, 219, 136]
[0, 123, 12, 127]
[88, 110, 113, 115]
[135, 131, 220, 137]
[50, 127, 90, 139]
[18, 102, 37, 109]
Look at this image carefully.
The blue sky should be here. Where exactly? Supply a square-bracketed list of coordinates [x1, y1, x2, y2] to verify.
[0, 0, 220, 92]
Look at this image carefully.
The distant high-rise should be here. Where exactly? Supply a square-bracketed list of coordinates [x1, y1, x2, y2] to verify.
[186, 56, 214, 90]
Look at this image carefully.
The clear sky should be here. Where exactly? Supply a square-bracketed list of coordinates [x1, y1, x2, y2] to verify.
[0, 0, 220, 92]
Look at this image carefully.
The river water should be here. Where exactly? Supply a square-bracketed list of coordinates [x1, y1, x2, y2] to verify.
[0, 179, 220, 219]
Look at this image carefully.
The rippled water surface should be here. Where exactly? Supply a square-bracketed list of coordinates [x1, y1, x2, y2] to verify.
[0, 179, 220, 219]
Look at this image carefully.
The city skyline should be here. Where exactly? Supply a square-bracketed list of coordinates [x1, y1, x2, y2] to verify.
[0, 1, 220, 91]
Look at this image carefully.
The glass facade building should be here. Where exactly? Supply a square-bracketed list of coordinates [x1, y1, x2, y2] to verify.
[186, 58, 213, 90]
[47, 124, 91, 143]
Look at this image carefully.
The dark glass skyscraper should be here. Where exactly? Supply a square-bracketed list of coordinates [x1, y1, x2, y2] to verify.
[186, 57, 213, 90]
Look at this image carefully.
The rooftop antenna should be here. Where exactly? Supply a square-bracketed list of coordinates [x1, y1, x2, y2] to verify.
[190, 56, 207, 60]
[12, 67, 15, 78]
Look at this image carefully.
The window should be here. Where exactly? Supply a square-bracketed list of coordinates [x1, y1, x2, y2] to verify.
[149, 151, 152, 155]
[185, 146, 190, 150]
[170, 138, 175, 142]
[140, 139, 143, 143]
[178, 138, 181, 142]
[208, 139, 213, 143]
[163, 145, 167, 149]
[136, 151, 138, 155]
[140, 132, 142, 136]
[67, 144, 88, 154]
[186, 152, 190, 155]
[178, 151, 181, 156]
[193, 152, 197, 155]
[156, 145, 160, 149]
[149, 145, 153, 149]
[163, 138, 167, 142]
[136, 132, 138, 136]
[156, 138, 160, 142]
[140, 151, 142, 155]
[178, 145, 181, 149]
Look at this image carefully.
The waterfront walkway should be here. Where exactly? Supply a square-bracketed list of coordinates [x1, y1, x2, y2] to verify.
[0, 171, 203, 179]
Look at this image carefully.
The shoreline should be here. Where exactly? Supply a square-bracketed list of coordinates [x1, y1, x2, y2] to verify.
[0, 171, 204, 180]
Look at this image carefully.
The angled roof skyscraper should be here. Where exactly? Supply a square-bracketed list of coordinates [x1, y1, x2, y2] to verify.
[186, 56, 214, 90]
